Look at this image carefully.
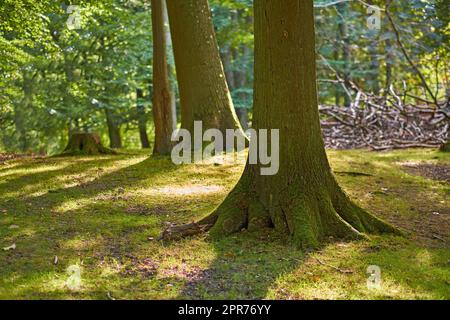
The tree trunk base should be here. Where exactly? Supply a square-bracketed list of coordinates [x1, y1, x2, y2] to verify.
[61, 133, 116, 156]
[159, 172, 401, 248]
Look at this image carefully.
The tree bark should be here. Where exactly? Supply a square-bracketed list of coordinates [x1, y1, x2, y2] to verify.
[136, 88, 151, 149]
[385, 37, 394, 92]
[368, 39, 380, 95]
[105, 108, 122, 149]
[15, 71, 33, 152]
[152, 0, 175, 155]
[162, 0, 177, 131]
[166, 0, 246, 143]
[161, 0, 399, 248]
[337, 2, 351, 107]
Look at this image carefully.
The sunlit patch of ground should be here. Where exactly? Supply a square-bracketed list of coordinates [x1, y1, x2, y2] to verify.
[0, 148, 448, 299]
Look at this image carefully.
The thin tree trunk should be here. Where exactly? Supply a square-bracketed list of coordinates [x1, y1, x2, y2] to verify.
[234, 45, 250, 131]
[223, 45, 236, 91]
[385, 38, 394, 91]
[166, 0, 246, 143]
[15, 71, 34, 152]
[137, 88, 150, 148]
[152, 0, 175, 155]
[368, 39, 380, 94]
[334, 26, 341, 107]
[337, 2, 351, 107]
[162, 0, 177, 131]
[105, 108, 122, 149]
[161, 0, 399, 248]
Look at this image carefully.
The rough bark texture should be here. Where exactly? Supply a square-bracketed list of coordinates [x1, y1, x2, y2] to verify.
[166, 0, 246, 142]
[136, 89, 151, 149]
[152, 0, 175, 155]
[161, 0, 399, 248]
[63, 133, 115, 155]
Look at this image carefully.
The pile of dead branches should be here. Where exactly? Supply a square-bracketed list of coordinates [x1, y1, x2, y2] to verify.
[320, 87, 449, 151]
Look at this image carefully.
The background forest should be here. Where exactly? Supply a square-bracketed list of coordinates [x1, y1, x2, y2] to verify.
[0, 0, 449, 301]
[1, 0, 448, 154]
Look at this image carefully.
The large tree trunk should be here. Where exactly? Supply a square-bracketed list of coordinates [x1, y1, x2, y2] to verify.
[105, 109, 122, 149]
[152, 0, 175, 155]
[161, 0, 398, 248]
[166, 0, 246, 143]
[136, 89, 151, 149]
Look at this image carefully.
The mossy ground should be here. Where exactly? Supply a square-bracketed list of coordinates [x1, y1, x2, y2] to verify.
[0, 149, 449, 299]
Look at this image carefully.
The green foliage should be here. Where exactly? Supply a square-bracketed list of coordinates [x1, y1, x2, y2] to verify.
[0, 0, 153, 153]
[0, 0, 447, 153]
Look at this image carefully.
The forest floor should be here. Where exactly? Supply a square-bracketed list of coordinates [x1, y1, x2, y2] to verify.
[0, 149, 449, 300]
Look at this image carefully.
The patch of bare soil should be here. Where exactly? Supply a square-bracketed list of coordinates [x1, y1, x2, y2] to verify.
[121, 257, 159, 278]
[400, 162, 450, 183]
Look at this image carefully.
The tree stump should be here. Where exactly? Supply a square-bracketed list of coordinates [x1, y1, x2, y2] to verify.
[63, 133, 116, 155]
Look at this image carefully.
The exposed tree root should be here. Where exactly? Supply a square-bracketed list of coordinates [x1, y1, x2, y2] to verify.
[159, 173, 401, 248]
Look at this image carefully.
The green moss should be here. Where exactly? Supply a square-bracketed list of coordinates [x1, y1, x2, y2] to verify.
[0, 149, 448, 299]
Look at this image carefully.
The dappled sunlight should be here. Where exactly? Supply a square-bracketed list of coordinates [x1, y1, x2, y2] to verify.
[142, 185, 225, 197]
[1, 150, 449, 299]
[266, 239, 449, 299]
[0, 163, 69, 180]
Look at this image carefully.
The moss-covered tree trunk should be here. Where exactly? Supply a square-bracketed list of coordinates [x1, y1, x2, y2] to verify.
[152, 0, 175, 155]
[165, 0, 245, 141]
[161, 0, 398, 248]
[136, 89, 151, 149]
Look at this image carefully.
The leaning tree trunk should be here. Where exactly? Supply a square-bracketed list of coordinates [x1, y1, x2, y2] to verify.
[152, 0, 175, 155]
[161, 0, 399, 248]
[166, 0, 246, 143]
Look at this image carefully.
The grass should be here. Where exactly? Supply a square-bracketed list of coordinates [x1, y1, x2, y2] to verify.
[0, 148, 449, 300]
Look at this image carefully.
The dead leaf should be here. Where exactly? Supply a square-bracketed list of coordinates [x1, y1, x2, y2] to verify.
[54, 256, 59, 265]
